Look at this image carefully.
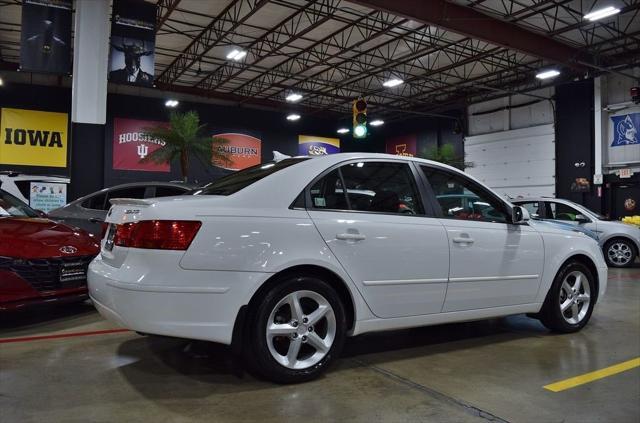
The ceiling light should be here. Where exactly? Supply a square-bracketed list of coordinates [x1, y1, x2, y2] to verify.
[165, 99, 179, 107]
[337, 128, 349, 134]
[226, 49, 247, 61]
[383, 78, 403, 88]
[535, 69, 561, 80]
[370, 119, 384, 126]
[285, 93, 303, 102]
[0, 77, 3, 86]
[584, 6, 621, 21]
[286, 114, 301, 121]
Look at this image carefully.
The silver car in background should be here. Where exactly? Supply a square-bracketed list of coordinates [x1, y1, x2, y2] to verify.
[48, 181, 193, 235]
[513, 197, 640, 268]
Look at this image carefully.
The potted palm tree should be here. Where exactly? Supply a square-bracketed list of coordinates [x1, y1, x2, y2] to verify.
[141, 111, 231, 182]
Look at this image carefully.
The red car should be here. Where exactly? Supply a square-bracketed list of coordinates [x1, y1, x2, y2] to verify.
[0, 189, 100, 311]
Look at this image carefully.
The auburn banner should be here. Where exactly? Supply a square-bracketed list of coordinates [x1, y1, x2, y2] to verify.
[112, 118, 169, 172]
[215, 133, 261, 171]
[0, 108, 68, 167]
[298, 135, 340, 156]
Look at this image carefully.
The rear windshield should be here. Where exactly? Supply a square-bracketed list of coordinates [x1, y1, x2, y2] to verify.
[194, 158, 309, 196]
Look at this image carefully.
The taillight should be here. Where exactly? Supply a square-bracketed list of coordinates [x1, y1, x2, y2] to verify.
[99, 222, 109, 239]
[113, 220, 201, 250]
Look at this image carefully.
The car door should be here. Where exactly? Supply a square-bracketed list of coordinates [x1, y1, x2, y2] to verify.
[420, 165, 544, 312]
[307, 160, 450, 319]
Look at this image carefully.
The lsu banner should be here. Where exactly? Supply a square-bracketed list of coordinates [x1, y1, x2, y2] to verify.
[298, 135, 340, 156]
[109, 0, 157, 87]
[386, 134, 417, 156]
[215, 133, 261, 171]
[112, 118, 169, 172]
[611, 112, 639, 147]
[0, 108, 68, 167]
[20, 0, 73, 74]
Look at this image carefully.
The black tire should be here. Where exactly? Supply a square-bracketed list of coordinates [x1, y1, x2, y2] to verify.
[246, 276, 347, 384]
[603, 238, 637, 268]
[538, 261, 596, 333]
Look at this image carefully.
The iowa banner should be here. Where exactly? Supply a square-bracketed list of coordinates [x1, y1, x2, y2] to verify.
[0, 108, 68, 167]
[112, 118, 169, 172]
[298, 135, 340, 156]
[20, 0, 73, 74]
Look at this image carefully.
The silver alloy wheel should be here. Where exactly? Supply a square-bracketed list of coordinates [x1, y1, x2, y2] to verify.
[607, 242, 633, 266]
[559, 270, 591, 325]
[266, 290, 336, 370]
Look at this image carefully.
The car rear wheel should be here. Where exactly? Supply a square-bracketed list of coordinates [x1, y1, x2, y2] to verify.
[538, 261, 596, 333]
[604, 238, 636, 268]
[246, 276, 346, 383]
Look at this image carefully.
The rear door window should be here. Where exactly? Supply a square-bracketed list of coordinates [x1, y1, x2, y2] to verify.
[152, 186, 188, 198]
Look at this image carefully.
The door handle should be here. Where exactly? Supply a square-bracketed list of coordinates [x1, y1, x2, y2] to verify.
[452, 237, 474, 244]
[336, 233, 366, 241]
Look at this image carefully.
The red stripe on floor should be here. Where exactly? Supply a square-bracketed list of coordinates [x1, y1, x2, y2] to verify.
[0, 328, 131, 344]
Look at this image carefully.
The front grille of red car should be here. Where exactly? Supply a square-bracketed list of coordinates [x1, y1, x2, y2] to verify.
[0, 255, 95, 292]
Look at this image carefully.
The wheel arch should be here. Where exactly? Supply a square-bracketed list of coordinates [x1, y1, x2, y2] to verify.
[602, 235, 639, 257]
[231, 264, 357, 352]
[561, 254, 600, 300]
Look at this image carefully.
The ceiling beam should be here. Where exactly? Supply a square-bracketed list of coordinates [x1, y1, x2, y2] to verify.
[156, 0, 181, 33]
[346, 0, 594, 70]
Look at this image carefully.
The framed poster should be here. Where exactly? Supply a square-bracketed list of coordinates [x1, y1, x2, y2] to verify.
[29, 182, 66, 212]
[112, 117, 169, 172]
[298, 135, 340, 156]
[0, 108, 68, 167]
[215, 133, 261, 171]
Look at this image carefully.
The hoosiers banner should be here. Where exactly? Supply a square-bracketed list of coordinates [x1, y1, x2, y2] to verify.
[112, 118, 169, 172]
[0, 108, 68, 167]
[20, 0, 73, 74]
[109, 0, 157, 87]
[298, 135, 340, 156]
[215, 133, 261, 171]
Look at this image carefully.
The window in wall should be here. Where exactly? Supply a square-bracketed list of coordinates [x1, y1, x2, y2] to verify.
[422, 166, 509, 223]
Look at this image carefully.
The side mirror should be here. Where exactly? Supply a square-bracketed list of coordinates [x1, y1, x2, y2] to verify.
[511, 205, 530, 224]
[575, 214, 590, 224]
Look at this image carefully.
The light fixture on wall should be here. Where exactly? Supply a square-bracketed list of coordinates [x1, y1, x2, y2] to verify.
[285, 92, 303, 102]
[370, 119, 384, 126]
[226, 49, 247, 61]
[337, 128, 349, 134]
[536, 69, 561, 80]
[286, 113, 301, 121]
[382, 78, 403, 88]
[0, 76, 3, 86]
[584, 6, 620, 21]
[165, 99, 179, 107]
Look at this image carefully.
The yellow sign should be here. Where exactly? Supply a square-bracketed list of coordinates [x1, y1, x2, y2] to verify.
[0, 108, 68, 167]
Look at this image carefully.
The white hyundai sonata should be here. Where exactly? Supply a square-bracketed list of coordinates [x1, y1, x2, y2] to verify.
[89, 153, 607, 383]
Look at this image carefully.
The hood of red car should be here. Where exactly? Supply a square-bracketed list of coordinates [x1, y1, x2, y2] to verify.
[0, 217, 100, 259]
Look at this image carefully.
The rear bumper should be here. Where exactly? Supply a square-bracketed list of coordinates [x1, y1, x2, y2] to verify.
[88, 252, 271, 344]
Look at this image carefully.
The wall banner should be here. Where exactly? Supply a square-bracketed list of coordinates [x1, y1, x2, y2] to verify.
[112, 118, 170, 172]
[386, 134, 417, 156]
[20, 0, 73, 74]
[298, 135, 340, 156]
[109, 0, 156, 87]
[611, 112, 639, 147]
[29, 182, 66, 212]
[0, 108, 68, 167]
[215, 133, 261, 171]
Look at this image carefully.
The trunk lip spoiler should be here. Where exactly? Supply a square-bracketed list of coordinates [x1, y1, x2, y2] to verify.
[109, 198, 154, 206]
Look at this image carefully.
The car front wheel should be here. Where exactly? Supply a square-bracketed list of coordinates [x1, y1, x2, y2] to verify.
[538, 261, 596, 333]
[247, 276, 347, 383]
[604, 238, 636, 268]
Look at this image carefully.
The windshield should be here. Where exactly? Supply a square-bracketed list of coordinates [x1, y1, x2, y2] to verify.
[194, 158, 309, 196]
[0, 190, 39, 218]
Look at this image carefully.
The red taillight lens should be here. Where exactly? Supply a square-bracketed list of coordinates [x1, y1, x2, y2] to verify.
[99, 222, 109, 239]
[113, 220, 201, 250]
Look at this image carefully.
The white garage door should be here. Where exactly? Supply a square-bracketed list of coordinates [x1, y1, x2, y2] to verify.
[464, 124, 555, 199]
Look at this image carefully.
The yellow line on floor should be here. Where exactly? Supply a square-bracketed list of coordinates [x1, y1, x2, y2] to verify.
[544, 357, 640, 392]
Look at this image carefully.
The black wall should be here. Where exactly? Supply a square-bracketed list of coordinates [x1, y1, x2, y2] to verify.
[555, 79, 602, 213]
[0, 82, 387, 201]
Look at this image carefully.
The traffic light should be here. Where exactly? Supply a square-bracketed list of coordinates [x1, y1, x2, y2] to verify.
[353, 98, 367, 138]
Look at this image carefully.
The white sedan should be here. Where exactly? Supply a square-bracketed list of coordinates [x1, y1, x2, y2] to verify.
[89, 153, 607, 383]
